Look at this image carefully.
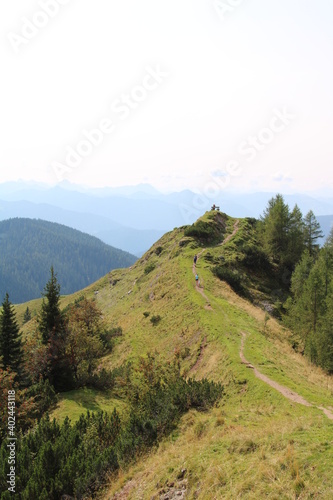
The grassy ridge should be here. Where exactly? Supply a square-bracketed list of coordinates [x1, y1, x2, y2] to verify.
[17, 211, 333, 498]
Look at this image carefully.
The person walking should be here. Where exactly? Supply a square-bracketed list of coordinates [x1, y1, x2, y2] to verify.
[194, 254, 197, 265]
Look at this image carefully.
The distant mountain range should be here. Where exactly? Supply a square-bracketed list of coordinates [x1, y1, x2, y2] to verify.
[0, 198, 164, 257]
[0, 181, 332, 254]
[0, 218, 137, 304]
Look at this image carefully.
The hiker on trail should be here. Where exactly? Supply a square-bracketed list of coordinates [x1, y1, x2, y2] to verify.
[195, 274, 200, 286]
[194, 254, 197, 265]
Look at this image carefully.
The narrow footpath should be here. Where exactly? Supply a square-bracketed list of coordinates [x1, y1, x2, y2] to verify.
[192, 249, 212, 309]
[240, 332, 333, 421]
[192, 219, 241, 309]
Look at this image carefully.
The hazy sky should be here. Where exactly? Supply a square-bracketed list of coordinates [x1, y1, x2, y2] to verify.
[0, 0, 332, 194]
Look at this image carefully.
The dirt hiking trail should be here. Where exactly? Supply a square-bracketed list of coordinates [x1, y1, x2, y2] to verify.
[192, 220, 240, 309]
[219, 219, 240, 246]
[240, 332, 333, 421]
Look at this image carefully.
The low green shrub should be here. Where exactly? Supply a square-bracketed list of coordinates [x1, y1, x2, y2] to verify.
[150, 314, 162, 326]
[100, 326, 123, 351]
[241, 244, 271, 271]
[144, 262, 156, 275]
[213, 265, 248, 297]
[26, 378, 57, 419]
[0, 355, 223, 498]
[184, 221, 216, 241]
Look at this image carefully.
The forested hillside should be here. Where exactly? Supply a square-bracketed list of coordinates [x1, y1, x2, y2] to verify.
[0, 218, 136, 303]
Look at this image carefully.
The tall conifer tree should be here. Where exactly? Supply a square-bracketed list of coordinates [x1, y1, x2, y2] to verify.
[0, 293, 23, 373]
[303, 210, 323, 256]
[38, 266, 64, 344]
[261, 194, 291, 265]
[38, 267, 74, 390]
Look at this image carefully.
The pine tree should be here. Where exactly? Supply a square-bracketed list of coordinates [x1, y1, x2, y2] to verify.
[302, 262, 327, 365]
[23, 306, 31, 324]
[65, 298, 104, 382]
[286, 251, 314, 344]
[38, 267, 74, 391]
[317, 290, 333, 372]
[290, 250, 314, 300]
[0, 293, 23, 373]
[38, 266, 64, 344]
[303, 210, 324, 256]
[318, 247, 333, 297]
[287, 204, 305, 269]
[287, 251, 329, 366]
[260, 194, 291, 266]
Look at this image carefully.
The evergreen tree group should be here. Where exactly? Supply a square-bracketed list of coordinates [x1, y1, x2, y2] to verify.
[37, 266, 74, 391]
[286, 230, 333, 372]
[32, 267, 116, 391]
[0, 356, 223, 499]
[260, 194, 331, 372]
[260, 194, 323, 276]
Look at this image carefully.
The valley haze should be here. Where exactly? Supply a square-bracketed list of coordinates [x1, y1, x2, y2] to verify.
[0, 181, 332, 256]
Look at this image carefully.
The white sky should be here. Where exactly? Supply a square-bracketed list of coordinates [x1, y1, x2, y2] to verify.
[0, 0, 332, 194]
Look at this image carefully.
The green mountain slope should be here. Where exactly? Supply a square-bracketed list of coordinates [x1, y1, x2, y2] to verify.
[16, 211, 333, 499]
[0, 218, 137, 303]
